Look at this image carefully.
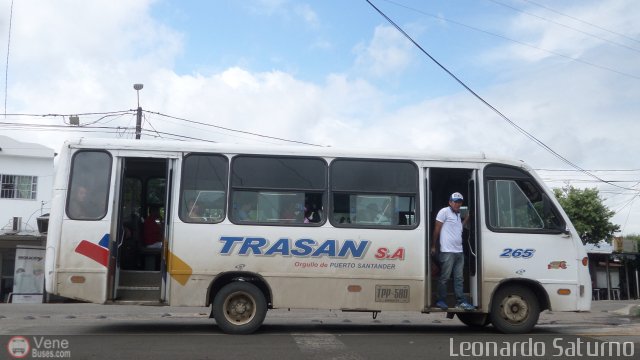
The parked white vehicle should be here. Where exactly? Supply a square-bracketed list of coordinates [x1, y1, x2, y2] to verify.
[45, 138, 590, 334]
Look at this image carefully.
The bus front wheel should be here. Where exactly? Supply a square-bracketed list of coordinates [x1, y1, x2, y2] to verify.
[489, 284, 540, 334]
[212, 282, 267, 334]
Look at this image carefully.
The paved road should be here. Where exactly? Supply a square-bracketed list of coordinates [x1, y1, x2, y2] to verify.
[1, 300, 638, 359]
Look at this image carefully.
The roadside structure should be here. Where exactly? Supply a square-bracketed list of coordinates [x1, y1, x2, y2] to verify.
[0, 136, 54, 302]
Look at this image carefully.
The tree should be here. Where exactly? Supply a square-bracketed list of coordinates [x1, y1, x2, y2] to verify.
[553, 186, 620, 245]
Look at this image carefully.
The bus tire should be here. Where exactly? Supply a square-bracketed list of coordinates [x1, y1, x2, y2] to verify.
[489, 284, 540, 334]
[212, 282, 267, 334]
[457, 313, 490, 328]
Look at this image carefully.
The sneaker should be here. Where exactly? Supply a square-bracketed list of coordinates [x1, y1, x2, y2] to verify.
[456, 302, 475, 311]
[435, 300, 448, 310]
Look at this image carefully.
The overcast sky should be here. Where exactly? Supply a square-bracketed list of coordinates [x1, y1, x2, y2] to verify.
[2, 0, 639, 234]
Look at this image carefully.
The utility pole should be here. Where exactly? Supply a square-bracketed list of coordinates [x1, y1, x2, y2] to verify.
[133, 83, 144, 139]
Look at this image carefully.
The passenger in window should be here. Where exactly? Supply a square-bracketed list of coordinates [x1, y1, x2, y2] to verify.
[236, 201, 255, 221]
[304, 203, 322, 223]
[281, 201, 303, 223]
[363, 203, 390, 224]
[143, 206, 163, 248]
[187, 199, 206, 221]
[430, 192, 474, 311]
[69, 185, 100, 219]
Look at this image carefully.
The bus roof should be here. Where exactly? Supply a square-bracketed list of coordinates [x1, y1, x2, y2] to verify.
[62, 137, 528, 169]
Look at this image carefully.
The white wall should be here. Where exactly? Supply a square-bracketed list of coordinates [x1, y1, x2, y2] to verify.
[0, 137, 55, 234]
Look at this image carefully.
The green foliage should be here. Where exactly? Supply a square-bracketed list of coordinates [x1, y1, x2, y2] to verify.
[624, 234, 640, 242]
[553, 186, 620, 245]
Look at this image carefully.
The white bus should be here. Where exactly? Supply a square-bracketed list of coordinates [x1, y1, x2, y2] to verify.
[45, 138, 590, 334]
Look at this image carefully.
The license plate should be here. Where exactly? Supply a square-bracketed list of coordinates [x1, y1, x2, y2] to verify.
[375, 285, 410, 303]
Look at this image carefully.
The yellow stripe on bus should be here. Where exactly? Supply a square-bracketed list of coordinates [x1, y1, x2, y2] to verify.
[168, 251, 193, 286]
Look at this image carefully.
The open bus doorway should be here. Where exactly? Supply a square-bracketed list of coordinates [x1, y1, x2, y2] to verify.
[428, 167, 479, 312]
[113, 157, 168, 302]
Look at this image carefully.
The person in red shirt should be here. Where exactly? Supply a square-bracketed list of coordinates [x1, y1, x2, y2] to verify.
[143, 206, 163, 248]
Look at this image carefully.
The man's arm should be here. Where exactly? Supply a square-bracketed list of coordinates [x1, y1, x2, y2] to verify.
[462, 211, 472, 228]
[431, 221, 443, 255]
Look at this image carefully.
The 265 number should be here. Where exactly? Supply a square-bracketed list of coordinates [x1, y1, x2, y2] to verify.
[500, 248, 535, 259]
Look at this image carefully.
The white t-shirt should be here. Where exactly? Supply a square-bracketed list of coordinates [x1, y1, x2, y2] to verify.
[436, 206, 463, 253]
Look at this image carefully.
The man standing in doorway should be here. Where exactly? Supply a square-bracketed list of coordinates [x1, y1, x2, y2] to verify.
[431, 192, 475, 311]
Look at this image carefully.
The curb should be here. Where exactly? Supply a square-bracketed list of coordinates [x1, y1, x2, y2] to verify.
[611, 304, 640, 316]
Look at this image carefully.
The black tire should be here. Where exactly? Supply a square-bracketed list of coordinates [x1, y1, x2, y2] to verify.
[489, 284, 540, 334]
[212, 282, 267, 334]
[457, 313, 491, 328]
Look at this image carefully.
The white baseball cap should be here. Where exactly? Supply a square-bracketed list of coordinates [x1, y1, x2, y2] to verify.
[450, 192, 464, 202]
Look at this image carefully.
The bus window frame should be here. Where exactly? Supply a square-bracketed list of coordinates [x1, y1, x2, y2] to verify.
[65, 150, 113, 221]
[179, 152, 230, 224]
[329, 158, 419, 230]
[483, 164, 566, 235]
[228, 154, 328, 227]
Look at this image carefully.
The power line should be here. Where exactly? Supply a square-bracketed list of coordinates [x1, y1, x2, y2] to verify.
[489, 0, 640, 54]
[145, 110, 325, 147]
[536, 168, 640, 172]
[380, 0, 640, 80]
[3, 110, 133, 118]
[4, 0, 14, 116]
[521, 0, 640, 45]
[142, 112, 164, 139]
[0, 109, 322, 146]
[541, 178, 640, 184]
[365, 0, 640, 194]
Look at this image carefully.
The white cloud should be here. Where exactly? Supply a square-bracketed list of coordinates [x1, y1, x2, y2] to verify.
[354, 25, 414, 78]
[2, 1, 638, 234]
[246, 0, 319, 28]
[488, 1, 640, 64]
[294, 3, 319, 28]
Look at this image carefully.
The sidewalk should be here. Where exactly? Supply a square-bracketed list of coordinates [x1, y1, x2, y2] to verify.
[538, 299, 640, 325]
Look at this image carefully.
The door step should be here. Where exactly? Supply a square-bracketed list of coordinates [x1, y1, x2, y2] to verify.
[119, 270, 161, 287]
[117, 270, 162, 301]
[117, 286, 161, 302]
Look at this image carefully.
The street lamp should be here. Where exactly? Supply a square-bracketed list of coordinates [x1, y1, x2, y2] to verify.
[133, 83, 143, 139]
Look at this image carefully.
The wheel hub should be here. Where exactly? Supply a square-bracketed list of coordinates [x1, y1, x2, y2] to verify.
[224, 291, 256, 325]
[501, 295, 529, 323]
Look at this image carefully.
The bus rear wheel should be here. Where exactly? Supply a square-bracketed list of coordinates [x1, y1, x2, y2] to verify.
[212, 282, 267, 334]
[489, 284, 539, 334]
[457, 313, 490, 328]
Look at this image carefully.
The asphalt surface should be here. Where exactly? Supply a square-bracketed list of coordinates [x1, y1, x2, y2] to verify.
[1, 300, 639, 360]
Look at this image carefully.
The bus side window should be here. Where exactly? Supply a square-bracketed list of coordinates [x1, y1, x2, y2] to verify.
[485, 165, 565, 233]
[179, 154, 229, 223]
[229, 155, 327, 226]
[67, 151, 112, 220]
[330, 159, 418, 229]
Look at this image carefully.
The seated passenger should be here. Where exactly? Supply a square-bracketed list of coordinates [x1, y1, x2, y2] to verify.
[187, 199, 206, 221]
[236, 202, 255, 221]
[143, 206, 163, 248]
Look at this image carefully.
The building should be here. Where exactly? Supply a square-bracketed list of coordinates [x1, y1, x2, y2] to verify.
[0, 135, 55, 302]
[586, 238, 639, 301]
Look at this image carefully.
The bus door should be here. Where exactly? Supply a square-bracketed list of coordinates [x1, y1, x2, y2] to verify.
[111, 156, 175, 303]
[466, 171, 480, 307]
[160, 158, 175, 302]
[426, 167, 478, 309]
[62, 150, 113, 304]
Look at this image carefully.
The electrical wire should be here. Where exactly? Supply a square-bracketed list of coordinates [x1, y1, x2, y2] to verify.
[142, 112, 163, 139]
[380, 0, 640, 80]
[521, 0, 640, 45]
[144, 110, 324, 147]
[4, 0, 14, 116]
[365, 0, 640, 194]
[536, 168, 640, 172]
[489, 0, 640, 54]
